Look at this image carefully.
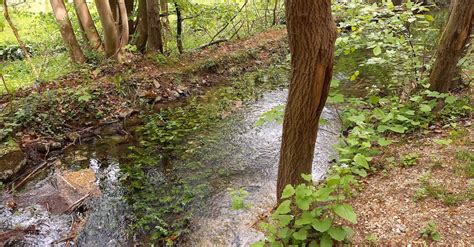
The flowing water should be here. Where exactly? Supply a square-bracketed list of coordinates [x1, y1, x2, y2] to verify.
[0, 88, 340, 246]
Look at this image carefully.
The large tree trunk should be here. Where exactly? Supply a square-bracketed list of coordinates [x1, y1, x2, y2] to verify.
[134, 0, 148, 52]
[95, 0, 122, 59]
[429, 0, 473, 93]
[276, 0, 337, 201]
[146, 0, 164, 53]
[73, 0, 103, 51]
[50, 0, 87, 64]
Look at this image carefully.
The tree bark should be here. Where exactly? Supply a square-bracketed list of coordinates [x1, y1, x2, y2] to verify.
[276, 0, 337, 201]
[3, 0, 39, 79]
[50, 0, 87, 64]
[160, 0, 170, 32]
[117, 0, 130, 47]
[429, 0, 473, 93]
[134, 0, 148, 52]
[95, 0, 122, 59]
[175, 1, 183, 54]
[146, 0, 164, 53]
[73, 0, 103, 51]
[125, 0, 136, 35]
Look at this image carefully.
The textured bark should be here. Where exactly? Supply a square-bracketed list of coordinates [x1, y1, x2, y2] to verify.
[429, 0, 473, 93]
[146, 0, 164, 53]
[117, 0, 130, 47]
[125, 0, 136, 34]
[276, 0, 337, 201]
[50, 0, 87, 63]
[160, 0, 170, 32]
[134, 0, 148, 52]
[3, 0, 39, 78]
[175, 1, 183, 54]
[73, 0, 103, 51]
[95, 0, 122, 59]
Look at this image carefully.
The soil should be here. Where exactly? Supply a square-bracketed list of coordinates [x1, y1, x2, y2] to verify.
[349, 120, 473, 245]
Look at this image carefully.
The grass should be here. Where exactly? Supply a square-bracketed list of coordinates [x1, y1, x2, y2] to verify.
[413, 172, 470, 206]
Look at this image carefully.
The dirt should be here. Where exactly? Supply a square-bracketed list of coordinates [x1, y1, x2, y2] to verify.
[349, 121, 473, 245]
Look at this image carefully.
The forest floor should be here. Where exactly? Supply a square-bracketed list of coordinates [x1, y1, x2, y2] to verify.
[349, 117, 473, 245]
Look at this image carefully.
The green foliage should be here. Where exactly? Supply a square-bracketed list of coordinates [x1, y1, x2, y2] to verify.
[401, 153, 419, 167]
[256, 173, 357, 245]
[420, 221, 441, 242]
[229, 188, 250, 210]
[413, 173, 468, 206]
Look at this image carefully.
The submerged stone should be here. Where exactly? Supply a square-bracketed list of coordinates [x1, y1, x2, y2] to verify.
[0, 140, 26, 182]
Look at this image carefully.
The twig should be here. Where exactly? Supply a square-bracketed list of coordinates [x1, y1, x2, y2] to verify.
[207, 0, 248, 45]
[9, 161, 51, 192]
[57, 174, 77, 191]
[197, 39, 228, 50]
[1, 73, 11, 94]
[64, 192, 92, 214]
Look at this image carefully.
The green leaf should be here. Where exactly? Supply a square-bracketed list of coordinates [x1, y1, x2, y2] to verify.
[334, 204, 357, 224]
[419, 104, 432, 113]
[445, 96, 457, 104]
[432, 232, 441, 241]
[377, 138, 393, 147]
[275, 200, 291, 215]
[433, 139, 452, 145]
[301, 173, 312, 182]
[296, 196, 312, 210]
[273, 214, 293, 227]
[292, 228, 308, 241]
[312, 218, 332, 232]
[351, 167, 368, 177]
[295, 211, 314, 226]
[369, 95, 380, 105]
[314, 187, 334, 202]
[250, 241, 265, 247]
[328, 93, 345, 103]
[388, 125, 406, 134]
[353, 154, 370, 169]
[278, 227, 290, 239]
[328, 226, 347, 241]
[373, 45, 382, 56]
[281, 185, 295, 199]
[320, 233, 333, 247]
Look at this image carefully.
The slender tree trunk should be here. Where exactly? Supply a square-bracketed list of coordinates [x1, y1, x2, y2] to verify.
[175, 1, 183, 54]
[134, 0, 148, 52]
[73, 0, 103, 51]
[3, 0, 39, 79]
[117, 0, 130, 47]
[429, 0, 473, 93]
[146, 0, 164, 53]
[95, 0, 122, 59]
[125, 0, 136, 35]
[50, 0, 87, 64]
[272, 0, 279, 25]
[276, 0, 337, 201]
[160, 0, 170, 32]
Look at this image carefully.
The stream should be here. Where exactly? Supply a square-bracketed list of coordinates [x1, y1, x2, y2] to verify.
[0, 87, 340, 246]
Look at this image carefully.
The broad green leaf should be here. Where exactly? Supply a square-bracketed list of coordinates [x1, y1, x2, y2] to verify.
[377, 138, 393, 147]
[312, 218, 332, 232]
[334, 204, 357, 224]
[432, 232, 441, 241]
[281, 185, 295, 199]
[388, 125, 406, 134]
[369, 95, 380, 105]
[301, 173, 312, 182]
[328, 93, 345, 103]
[328, 226, 347, 241]
[275, 200, 291, 215]
[295, 211, 314, 226]
[353, 154, 369, 169]
[273, 214, 293, 227]
[296, 196, 312, 210]
[292, 228, 308, 241]
[373, 45, 382, 56]
[419, 104, 432, 113]
[320, 233, 333, 247]
[445, 96, 457, 104]
[314, 187, 334, 202]
[277, 227, 290, 239]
